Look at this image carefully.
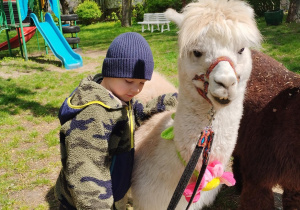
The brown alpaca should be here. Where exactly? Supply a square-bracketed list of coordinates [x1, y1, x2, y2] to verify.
[233, 50, 300, 209]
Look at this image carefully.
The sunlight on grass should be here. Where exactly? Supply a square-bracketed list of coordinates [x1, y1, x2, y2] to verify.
[32, 204, 48, 210]
[13, 156, 30, 173]
[45, 127, 60, 147]
[29, 130, 39, 139]
[1, 128, 21, 140]
[24, 115, 42, 124]
[31, 178, 51, 186]
[257, 16, 300, 73]
[42, 115, 56, 123]
[9, 137, 20, 148]
[0, 196, 15, 209]
[35, 167, 51, 175]
[0, 149, 11, 169]
[0, 112, 15, 125]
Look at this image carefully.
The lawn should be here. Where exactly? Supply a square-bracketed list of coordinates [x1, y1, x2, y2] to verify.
[0, 15, 299, 209]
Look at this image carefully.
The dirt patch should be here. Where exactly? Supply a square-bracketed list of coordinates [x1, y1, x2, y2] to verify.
[42, 50, 106, 73]
[0, 70, 32, 79]
[81, 49, 107, 59]
[10, 187, 48, 205]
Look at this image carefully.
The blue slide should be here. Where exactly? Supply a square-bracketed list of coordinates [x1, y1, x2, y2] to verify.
[30, 13, 83, 69]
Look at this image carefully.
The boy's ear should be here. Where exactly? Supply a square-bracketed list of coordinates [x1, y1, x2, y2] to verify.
[164, 8, 184, 28]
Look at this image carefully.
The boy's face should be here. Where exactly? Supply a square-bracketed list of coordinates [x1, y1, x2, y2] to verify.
[102, 77, 147, 102]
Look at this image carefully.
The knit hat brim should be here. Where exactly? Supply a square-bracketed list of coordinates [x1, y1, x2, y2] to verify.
[102, 58, 154, 80]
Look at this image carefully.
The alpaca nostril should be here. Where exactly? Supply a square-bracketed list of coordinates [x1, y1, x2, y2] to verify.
[214, 80, 226, 88]
[214, 77, 237, 88]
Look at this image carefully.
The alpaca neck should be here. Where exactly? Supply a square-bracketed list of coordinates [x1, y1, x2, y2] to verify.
[173, 86, 244, 165]
[173, 92, 213, 152]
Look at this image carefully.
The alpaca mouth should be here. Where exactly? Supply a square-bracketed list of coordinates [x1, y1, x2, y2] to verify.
[212, 96, 231, 105]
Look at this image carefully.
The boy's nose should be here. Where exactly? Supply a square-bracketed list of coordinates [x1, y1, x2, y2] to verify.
[131, 85, 140, 93]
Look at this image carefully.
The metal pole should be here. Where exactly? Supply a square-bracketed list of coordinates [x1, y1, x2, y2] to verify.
[17, 28, 24, 57]
[57, 0, 62, 33]
[38, 0, 48, 54]
[16, 0, 28, 60]
[5, 29, 13, 56]
[74, 20, 79, 49]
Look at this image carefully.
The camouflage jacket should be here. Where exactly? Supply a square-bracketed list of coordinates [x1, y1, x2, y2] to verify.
[54, 74, 178, 209]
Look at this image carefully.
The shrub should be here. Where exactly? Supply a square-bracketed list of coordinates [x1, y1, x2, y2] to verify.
[132, 3, 146, 23]
[246, 0, 281, 17]
[75, 1, 102, 25]
[145, 0, 188, 13]
[107, 12, 119, 21]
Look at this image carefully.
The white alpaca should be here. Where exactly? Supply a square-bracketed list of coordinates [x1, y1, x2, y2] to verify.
[136, 72, 177, 103]
[131, 0, 262, 209]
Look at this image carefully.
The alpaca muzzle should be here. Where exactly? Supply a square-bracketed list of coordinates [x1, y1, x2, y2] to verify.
[206, 56, 238, 81]
[193, 56, 239, 105]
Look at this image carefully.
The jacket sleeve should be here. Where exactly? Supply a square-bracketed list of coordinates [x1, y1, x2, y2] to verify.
[60, 105, 116, 209]
[133, 92, 178, 126]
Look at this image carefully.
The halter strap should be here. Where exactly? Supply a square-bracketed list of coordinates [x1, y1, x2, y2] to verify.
[206, 56, 238, 80]
[193, 56, 238, 104]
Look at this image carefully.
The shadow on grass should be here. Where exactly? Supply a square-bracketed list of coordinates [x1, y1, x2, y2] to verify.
[1, 57, 61, 73]
[1, 52, 62, 70]
[0, 78, 59, 117]
[29, 55, 62, 68]
[203, 186, 240, 210]
[44, 185, 283, 209]
[46, 186, 60, 210]
[202, 185, 283, 210]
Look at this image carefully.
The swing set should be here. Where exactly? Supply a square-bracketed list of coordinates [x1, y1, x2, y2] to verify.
[0, 0, 82, 69]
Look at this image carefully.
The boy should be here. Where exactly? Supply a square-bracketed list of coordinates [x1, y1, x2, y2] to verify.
[54, 32, 178, 209]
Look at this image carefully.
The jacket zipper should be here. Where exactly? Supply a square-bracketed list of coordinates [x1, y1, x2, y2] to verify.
[127, 101, 134, 148]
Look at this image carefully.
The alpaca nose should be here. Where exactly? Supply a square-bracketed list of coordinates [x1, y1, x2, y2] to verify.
[213, 61, 237, 89]
[214, 76, 236, 89]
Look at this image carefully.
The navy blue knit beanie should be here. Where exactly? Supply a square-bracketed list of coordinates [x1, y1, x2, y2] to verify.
[102, 32, 154, 80]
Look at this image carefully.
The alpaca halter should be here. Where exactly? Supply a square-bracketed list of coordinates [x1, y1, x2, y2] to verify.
[193, 56, 239, 105]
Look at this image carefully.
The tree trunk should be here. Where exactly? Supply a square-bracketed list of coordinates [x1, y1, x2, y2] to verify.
[286, 0, 300, 23]
[121, 0, 132, 27]
[42, 0, 48, 12]
[60, 0, 70, 14]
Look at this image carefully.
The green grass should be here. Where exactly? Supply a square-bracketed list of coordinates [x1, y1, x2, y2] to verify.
[256, 16, 300, 73]
[0, 16, 299, 209]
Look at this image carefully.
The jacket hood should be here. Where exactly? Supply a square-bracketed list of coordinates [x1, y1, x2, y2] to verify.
[69, 74, 124, 109]
[58, 74, 125, 125]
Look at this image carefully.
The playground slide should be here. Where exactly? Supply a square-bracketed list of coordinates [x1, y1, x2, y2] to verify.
[30, 12, 83, 69]
[0, 26, 36, 51]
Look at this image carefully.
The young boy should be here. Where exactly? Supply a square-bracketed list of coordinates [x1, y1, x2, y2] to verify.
[54, 32, 178, 209]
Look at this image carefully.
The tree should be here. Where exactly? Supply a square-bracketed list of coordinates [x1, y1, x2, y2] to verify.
[42, 0, 48, 12]
[121, 0, 132, 27]
[286, 0, 300, 23]
[60, 0, 70, 14]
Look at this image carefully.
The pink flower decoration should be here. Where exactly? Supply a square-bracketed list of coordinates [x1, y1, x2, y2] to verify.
[183, 160, 236, 203]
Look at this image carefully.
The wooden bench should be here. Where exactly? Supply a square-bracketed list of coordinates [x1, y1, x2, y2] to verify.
[138, 13, 170, 33]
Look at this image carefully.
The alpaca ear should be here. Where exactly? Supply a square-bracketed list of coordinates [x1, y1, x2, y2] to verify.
[164, 8, 184, 28]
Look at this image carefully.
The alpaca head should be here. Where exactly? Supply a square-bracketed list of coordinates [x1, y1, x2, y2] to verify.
[165, 0, 262, 109]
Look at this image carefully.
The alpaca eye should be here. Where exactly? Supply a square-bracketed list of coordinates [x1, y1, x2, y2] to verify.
[238, 48, 245, 54]
[193, 50, 203, 57]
